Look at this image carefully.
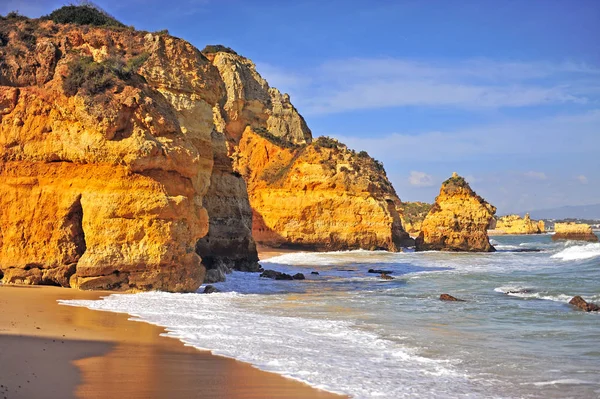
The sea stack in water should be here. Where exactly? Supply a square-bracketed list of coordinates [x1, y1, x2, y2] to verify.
[415, 173, 496, 252]
[490, 214, 545, 235]
[552, 223, 599, 242]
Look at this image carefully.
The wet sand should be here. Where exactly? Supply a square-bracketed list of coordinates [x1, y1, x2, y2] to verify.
[0, 285, 345, 399]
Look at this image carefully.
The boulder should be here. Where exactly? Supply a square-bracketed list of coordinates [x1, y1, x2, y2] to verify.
[569, 296, 600, 312]
[380, 273, 394, 280]
[368, 269, 393, 274]
[203, 285, 220, 294]
[440, 294, 465, 302]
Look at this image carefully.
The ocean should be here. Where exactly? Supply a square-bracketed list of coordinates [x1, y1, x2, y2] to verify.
[60, 234, 600, 398]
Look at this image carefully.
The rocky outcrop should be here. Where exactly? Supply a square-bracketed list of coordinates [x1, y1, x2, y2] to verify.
[0, 17, 257, 291]
[195, 129, 261, 283]
[415, 173, 496, 252]
[204, 50, 414, 252]
[489, 214, 545, 235]
[399, 202, 432, 235]
[204, 49, 312, 145]
[440, 294, 465, 302]
[552, 223, 599, 242]
[569, 296, 599, 312]
[233, 130, 414, 251]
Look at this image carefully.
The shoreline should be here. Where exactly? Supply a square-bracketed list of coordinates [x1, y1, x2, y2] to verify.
[0, 285, 345, 398]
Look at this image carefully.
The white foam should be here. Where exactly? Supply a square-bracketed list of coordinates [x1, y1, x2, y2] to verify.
[531, 379, 598, 386]
[494, 286, 572, 303]
[59, 291, 489, 399]
[551, 243, 600, 261]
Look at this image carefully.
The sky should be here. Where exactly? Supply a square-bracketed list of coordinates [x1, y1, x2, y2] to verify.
[3, 0, 599, 214]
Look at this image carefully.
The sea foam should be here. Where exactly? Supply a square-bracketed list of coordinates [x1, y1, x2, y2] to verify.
[551, 243, 600, 261]
[59, 288, 489, 399]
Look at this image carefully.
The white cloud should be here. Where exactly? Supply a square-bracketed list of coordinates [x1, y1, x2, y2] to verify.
[524, 171, 548, 180]
[332, 110, 600, 163]
[576, 175, 589, 184]
[408, 171, 435, 187]
[254, 57, 600, 115]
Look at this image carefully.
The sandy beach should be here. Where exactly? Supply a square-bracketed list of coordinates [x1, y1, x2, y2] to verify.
[0, 284, 344, 399]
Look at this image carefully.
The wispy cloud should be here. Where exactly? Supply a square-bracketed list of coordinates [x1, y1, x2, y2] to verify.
[331, 110, 600, 163]
[408, 171, 435, 187]
[256, 58, 599, 115]
[524, 171, 548, 180]
[576, 175, 588, 184]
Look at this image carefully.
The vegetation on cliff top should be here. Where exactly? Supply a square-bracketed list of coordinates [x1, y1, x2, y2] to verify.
[400, 201, 432, 225]
[63, 52, 150, 96]
[201, 44, 238, 55]
[43, 3, 125, 27]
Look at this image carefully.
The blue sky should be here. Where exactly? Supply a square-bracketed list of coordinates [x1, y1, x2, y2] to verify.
[4, 0, 599, 214]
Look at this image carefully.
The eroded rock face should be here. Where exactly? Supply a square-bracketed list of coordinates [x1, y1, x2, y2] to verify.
[204, 49, 414, 252]
[205, 51, 312, 145]
[552, 223, 599, 242]
[415, 173, 496, 252]
[0, 20, 230, 291]
[234, 130, 414, 251]
[195, 128, 260, 283]
[490, 214, 545, 235]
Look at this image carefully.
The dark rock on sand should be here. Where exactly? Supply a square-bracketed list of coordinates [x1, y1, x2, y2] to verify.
[203, 285, 220, 294]
[440, 294, 465, 302]
[368, 269, 392, 274]
[569, 296, 600, 312]
[311, 271, 320, 275]
[260, 270, 305, 280]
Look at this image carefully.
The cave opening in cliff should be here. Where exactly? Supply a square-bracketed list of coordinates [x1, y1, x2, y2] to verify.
[69, 195, 87, 259]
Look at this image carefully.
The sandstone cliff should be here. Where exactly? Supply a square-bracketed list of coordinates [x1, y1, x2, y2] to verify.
[489, 214, 545, 235]
[415, 173, 496, 252]
[0, 15, 258, 290]
[232, 130, 414, 251]
[204, 49, 413, 251]
[552, 223, 599, 242]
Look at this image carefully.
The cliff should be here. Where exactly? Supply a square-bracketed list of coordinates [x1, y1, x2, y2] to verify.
[415, 173, 496, 252]
[0, 14, 258, 290]
[232, 130, 413, 250]
[204, 49, 413, 251]
[489, 214, 545, 235]
[552, 223, 599, 242]
[399, 202, 432, 236]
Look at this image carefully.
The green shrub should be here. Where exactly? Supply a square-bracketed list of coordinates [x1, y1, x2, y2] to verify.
[45, 3, 125, 27]
[63, 56, 114, 96]
[155, 29, 169, 35]
[357, 150, 369, 158]
[201, 44, 238, 55]
[313, 136, 340, 149]
[253, 126, 299, 149]
[4, 11, 28, 20]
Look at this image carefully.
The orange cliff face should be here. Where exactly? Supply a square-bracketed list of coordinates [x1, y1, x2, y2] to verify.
[202, 48, 414, 251]
[415, 173, 496, 252]
[490, 214, 545, 235]
[0, 19, 258, 291]
[232, 129, 414, 251]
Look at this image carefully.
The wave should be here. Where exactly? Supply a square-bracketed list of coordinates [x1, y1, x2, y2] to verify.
[551, 243, 600, 261]
[494, 286, 572, 303]
[59, 291, 487, 399]
[531, 379, 598, 386]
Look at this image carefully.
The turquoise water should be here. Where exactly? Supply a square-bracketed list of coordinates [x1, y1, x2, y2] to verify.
[62, 234, 600, 398]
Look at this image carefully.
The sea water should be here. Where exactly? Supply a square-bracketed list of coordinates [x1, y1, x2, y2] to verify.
[60, 234, 600, 398]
